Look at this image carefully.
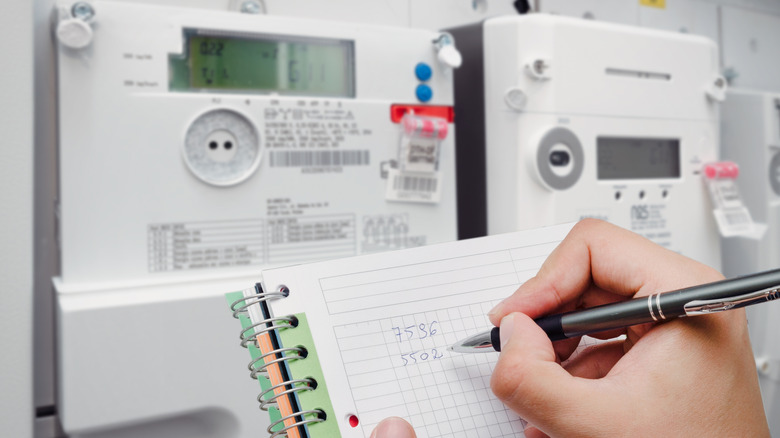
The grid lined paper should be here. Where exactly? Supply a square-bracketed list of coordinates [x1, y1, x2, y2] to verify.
[334, 302, 600, 437]
[259, 223, 585, 437]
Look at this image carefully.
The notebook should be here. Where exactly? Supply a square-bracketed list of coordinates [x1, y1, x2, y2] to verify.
[228, 222, 590, 437]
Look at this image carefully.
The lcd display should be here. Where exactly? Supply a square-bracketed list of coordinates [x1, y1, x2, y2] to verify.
[597, 137, 680, 180]
[170, 31, 355, 97]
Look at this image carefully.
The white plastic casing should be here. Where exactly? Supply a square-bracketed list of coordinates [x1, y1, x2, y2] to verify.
[720, 89, 780, 435]
[720, 90, 780, 278]
[481, 15, 722, 270]
[54, 1, 456, 436]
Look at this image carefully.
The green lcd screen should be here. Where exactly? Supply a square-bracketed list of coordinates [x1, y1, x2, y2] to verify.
[170, 31, 354, 97]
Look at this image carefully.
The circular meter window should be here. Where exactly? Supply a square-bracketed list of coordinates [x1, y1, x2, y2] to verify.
[183, 109, 261, 186]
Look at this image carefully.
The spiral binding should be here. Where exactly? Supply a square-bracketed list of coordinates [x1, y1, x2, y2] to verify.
[229, 288, 288, 318]
[231, 286, 326, 437]
[247, 346, 307, 380]
[240, 315, 298, 348]
[257, 378, 316, 411]
[267, 410, 326, 438]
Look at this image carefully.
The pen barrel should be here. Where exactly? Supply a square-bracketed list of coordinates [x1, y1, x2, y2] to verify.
[550, 268, 780, 340]
[657, 268, 780, 314]
[555, 297, 653, 339]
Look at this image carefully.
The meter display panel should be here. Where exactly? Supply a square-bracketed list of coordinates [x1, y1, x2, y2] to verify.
[170, 31, 355, 97]
[597, 137, 681, 180]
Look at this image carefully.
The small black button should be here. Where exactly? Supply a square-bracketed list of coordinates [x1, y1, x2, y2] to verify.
[549, 150, 571, 167]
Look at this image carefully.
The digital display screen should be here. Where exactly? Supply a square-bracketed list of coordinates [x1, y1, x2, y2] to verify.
[597, 137, 680, 180]
[170, 31, 355, 97]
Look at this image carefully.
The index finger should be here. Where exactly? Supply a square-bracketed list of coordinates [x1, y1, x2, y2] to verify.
[488, 219, 721, 326]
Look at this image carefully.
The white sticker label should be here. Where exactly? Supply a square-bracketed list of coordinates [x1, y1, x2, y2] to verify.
[705, 178, 757, 237]
[400, 137, 439, 174]
[711, 179, 743, 208]
[713, 207, 755, 237]
[385, 168, 442, 204]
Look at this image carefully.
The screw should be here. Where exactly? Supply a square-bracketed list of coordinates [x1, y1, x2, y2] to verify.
[533, 59, 546, 75]
[435, 33, 453, 47]
[714, 77, 725, 89]
[71, 2, 95, 21]
[240, 0, 264, 14]
[722, 67, 738, 84]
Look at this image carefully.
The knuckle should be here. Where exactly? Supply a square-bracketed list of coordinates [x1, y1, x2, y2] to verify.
[571, 217, 609, 235]
[490, 359, 527, 404]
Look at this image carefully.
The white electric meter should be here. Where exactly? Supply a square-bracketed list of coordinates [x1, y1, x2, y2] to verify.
[450, 14, 723, 269]
[720, 90, 780, 278]
[720, 89, 780, 435]
[54, 1, 458, 436]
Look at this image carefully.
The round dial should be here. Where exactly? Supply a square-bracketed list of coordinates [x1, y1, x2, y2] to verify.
[535, 127, 584, 190]
[183, 109, 261, 186]
[770, 150, 780, 196]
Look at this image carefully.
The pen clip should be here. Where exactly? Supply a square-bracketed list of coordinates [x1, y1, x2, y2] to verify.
[683, 286, 780, 316]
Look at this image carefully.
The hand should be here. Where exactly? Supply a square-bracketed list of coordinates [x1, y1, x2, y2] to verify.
[370, 417, 416, 438]
[488, 219, 769, 437]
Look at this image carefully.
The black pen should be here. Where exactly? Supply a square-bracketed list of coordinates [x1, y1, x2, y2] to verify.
[450, 268, 780, 353]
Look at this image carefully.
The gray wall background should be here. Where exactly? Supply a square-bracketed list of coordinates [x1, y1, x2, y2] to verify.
[1, 0, 34, 437]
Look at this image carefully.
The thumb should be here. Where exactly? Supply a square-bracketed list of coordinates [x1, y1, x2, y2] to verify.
[490, 313, 607, 436]
[370, 417, 416, 438]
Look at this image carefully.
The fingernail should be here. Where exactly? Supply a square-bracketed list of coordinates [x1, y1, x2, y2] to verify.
[372, 417, 415, 438]
[488, 301, 504, 319]
[499, 313, 515, 350]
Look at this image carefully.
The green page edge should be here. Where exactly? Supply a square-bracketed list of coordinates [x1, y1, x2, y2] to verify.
[280, 313, 341, 437]
[225, 291, 283, 431]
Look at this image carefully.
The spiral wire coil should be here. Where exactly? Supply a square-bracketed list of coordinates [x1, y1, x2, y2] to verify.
[231, 286, 326, 437]
[240, 315, 298, 348]
[247, 346, 307, 380]
[230, 289, 288, 318]
[268, 410, 327, 438]
[257, 378, 316, 411]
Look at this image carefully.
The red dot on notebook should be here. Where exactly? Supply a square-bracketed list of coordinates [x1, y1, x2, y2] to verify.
[348, 414, 359, 428]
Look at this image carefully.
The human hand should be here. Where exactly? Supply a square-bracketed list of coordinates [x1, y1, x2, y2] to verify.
[370, 417, 416, 438]
[488, 219, 769, 437]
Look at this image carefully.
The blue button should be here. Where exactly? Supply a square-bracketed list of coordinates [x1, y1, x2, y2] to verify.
[415, 62, 433, 81]
[416, 84, 433, 102]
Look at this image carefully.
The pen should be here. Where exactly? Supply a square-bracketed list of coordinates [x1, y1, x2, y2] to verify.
[449, 267, 780, 353]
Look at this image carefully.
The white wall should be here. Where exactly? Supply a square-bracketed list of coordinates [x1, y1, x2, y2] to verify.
[2, 0, 34, 437]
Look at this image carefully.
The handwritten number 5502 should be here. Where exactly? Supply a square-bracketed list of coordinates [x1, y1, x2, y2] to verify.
[400, 348, 444, 366]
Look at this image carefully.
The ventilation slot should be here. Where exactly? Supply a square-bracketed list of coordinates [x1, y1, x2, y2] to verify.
[606, 68, 671, 81]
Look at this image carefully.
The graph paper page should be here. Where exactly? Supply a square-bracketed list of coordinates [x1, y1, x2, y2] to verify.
[263, 223, 582, 438]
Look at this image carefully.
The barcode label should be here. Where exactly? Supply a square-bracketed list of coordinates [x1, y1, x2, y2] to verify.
[713, 206, 756, 238]
[723, 209, 750, 226]
[269, 150, 370, 167]
[385, 168, 442, 204]
[707, 178, 756, 238]
[393, 174, 438, 193]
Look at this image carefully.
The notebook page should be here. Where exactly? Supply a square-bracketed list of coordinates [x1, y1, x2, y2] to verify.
[262, 223, 581, 438]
